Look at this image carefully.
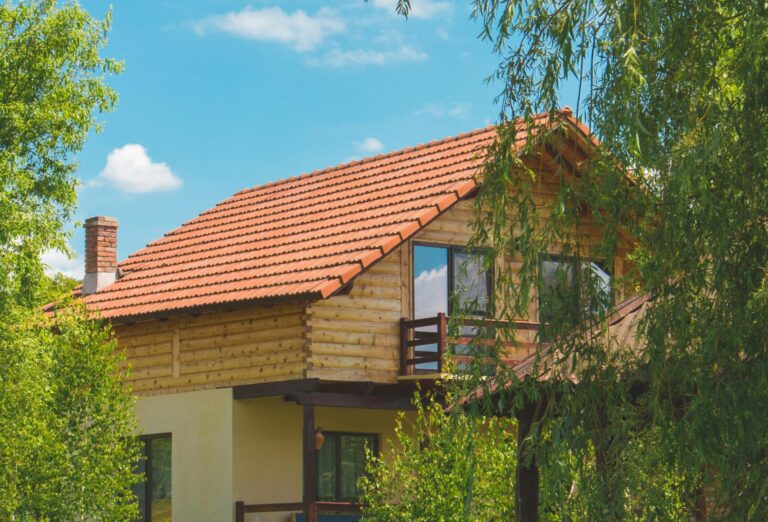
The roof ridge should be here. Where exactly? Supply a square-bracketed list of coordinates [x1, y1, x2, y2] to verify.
[232, 124, 496, 197]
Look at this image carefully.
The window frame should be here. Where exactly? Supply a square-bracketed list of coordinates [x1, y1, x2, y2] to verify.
[411, 242, 494, 319]
[537, 253, 613, 332]
[316, 431, 379, 502]
[134, 432, 172, 522]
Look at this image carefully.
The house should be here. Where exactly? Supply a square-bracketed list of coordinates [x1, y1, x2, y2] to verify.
[75, 109, 632, 522]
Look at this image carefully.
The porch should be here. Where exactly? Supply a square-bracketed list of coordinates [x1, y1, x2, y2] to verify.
[232, 379, 434, 522]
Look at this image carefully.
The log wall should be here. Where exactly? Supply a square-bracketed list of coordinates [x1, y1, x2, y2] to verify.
[115, 303, 308, 395]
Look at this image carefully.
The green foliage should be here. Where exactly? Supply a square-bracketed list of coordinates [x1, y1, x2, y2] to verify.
[0, 303, 140, 520]
[360, 392, 516, 521]
[0, 1, 138, 519]
[39, 271, 79, 303]
[0, 0, 121, 309]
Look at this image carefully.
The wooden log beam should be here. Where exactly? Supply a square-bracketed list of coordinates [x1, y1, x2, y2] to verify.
[233, 378, 320, 399]
[303, 404, 318, 522]
[287, 392, 415, 411]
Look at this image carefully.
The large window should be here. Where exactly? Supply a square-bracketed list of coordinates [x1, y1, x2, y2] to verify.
[132, 434, 172, 522]
[539, 254, 612, 340]
[412, 244, 492, 370]
[318, 432, 378, 502]
[412, 244, 491, 319]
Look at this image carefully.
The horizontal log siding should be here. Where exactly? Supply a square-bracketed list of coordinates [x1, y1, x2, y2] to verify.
[306, 247, 404, 383]
[115, 303, 307, 395]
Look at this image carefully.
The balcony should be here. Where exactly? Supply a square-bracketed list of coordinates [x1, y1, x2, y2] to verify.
[399, 312, 542, 377]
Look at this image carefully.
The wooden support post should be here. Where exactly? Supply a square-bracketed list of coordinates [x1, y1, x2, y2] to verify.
[399, 317, 410, 376]
[235, 501, 244, 522]
[437, 312, 447, 373]
[303, 404, 318, 522]
[515, 401, 540, 522]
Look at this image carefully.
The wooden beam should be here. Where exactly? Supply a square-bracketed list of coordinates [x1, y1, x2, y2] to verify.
[287, 392, 415, 411]
[303, 404, 318, 522]
[233, 378, 320, 400]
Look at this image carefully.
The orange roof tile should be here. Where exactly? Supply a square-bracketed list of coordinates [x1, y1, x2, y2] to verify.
[81, 110, 592, 320]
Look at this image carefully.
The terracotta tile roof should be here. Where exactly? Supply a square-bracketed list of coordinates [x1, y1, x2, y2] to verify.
[81, 110, 588, 320]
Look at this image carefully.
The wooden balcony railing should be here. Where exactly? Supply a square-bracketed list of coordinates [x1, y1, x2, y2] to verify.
[235, 501, 363, 522]
[399, 312, 541, 376]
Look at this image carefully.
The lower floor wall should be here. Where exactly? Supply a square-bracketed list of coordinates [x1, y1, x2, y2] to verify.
[136, 387, 235, 522]
[136, 388, 405, 522]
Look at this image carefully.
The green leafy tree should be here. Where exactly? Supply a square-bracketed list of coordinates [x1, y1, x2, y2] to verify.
[360, 392, 517, 521]
[0, 0, 120, 308]
[0, 1, 139, 519]
[0, 304, 140, 520]
[380, 0, 768, 519]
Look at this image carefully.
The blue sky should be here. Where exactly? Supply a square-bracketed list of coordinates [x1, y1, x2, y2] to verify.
[44, 0, 579, 278]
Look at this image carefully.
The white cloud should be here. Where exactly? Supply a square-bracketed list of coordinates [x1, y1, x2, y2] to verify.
[354, 137, 385, 154]
[193, 6, 345, 52]
[414, 265, 448, 319]
[308, 45, 427, 67]
[93, 144, 182, 194]
[370, 0, 452, 20]
[417, 102, 470, 118]
[41, 249, 84, 280]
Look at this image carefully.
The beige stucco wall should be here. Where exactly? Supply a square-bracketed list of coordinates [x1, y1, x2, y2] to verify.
[136, 387, 234, 522]
[233, 397, 405, 522]
[135, 390, 405, 522]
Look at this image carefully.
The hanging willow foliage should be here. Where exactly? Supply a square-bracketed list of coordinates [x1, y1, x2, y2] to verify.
[375, 0, 768, 520]
[457, 0, 768, 520]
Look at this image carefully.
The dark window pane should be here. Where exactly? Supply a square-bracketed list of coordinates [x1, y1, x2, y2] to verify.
[540, 257, 580, 340]
[317, 433, 376, 502]
[539, 256, 612, 340]
[150, 437, 172, 522]
[452, 250, 489, 317]
[318, 433, 338, 501]
[339, 435, 374, 501]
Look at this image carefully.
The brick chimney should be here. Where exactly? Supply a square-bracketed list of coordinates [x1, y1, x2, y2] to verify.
[83, 216, 119, 295]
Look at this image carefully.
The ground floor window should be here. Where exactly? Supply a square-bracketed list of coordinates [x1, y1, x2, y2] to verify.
[318, 432, 378, 502]
[132, 434, 172, 522]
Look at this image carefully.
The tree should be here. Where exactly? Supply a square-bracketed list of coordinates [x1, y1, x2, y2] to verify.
[360, 392, 517, 521]
[0, 0, 120, 308]
[0, 1, 139, 519]
[0, 304, 140, 520]
[379, 0, 768, 519]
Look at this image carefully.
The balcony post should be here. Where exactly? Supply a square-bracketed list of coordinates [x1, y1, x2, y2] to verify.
[437, 312, 447, 373]
[399, 317, 410, 376]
